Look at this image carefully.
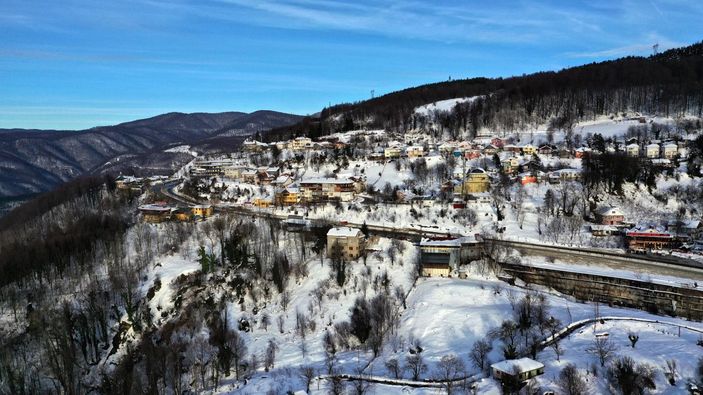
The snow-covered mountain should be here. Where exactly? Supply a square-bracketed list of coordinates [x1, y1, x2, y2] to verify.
[0, 110, 303, 197]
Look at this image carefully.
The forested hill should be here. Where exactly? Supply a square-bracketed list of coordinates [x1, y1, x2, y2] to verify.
[0, 110, 302, 198]
[266, 41, 703, 141]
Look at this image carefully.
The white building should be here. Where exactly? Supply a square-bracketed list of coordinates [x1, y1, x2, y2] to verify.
[646, 143, 660, 159]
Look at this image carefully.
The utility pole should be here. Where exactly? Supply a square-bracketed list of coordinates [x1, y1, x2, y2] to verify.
[370, 89, 375, 99]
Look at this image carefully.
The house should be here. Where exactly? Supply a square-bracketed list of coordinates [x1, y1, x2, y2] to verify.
[646, 143, 660, 158]
[663, 143, 678, 159]
[491, 137, 505, 148]
[289, 137, 312, 151]
[253, 198, 272, 208]
[502, 157, 520, 174]
[419, 236, 481, 277]
[590, 224, 619, 236]
[406, 146, 425, 158]
[482, 144, 499, 155]
[242, 139, 268, 152]
[574, 147, 591, 158]
[464, 149, 481, 160]
[537, 144, 556, 155]
[667, 219, 702, 240]
[504, 144, 521, 153]
[491, 358, 544, 384]
[327, 227, 364, 260]
[519, 173, 537, 185]
[274, 185, 300, 205]
[384, 147, 402, 159]
[522, 144, 537, 155]
[625, 227, 675, 251]
[454, 168, 490, 195]
[548, 168, 580, 183]
[594, 206, 624, 225]
[271, 175, 294, 188]
[299, 178, 356, 202]
[172, 208, 192, 222]
[138, 204, 173, 223]
[241, 169, 258, 184]
[466, 192, 492, 205]
[192, 204, 213, 218]
[224, 165, 247, 180]
[438, 142, 457, 156]
[626, 143, 640, 157]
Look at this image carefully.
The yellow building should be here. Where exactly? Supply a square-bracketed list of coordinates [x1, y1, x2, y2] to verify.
[406, 146, 425, 158]
[454, 168, 490, 195]
[138, 204, 173, 223]
[289, 137, 312, 151]
[192, 204, 213, 217]
[173, 209, 192, 222]
[275, 185, 300, 205]
[384, 147, 402, 158]
[327, 227, 364, 260]
[522, 144, 537, 155]
[253, 198, 273, 208]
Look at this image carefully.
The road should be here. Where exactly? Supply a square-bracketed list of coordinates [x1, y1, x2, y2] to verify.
[154, 184, 703, 281]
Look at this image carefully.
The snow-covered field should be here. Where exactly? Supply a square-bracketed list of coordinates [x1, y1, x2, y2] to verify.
[414, 97, 482, 116]
[139, 225, 703, 395]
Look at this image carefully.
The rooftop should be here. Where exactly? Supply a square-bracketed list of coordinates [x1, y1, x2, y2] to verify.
[327, 227, 362, 237]
[491, 358, 544, 374]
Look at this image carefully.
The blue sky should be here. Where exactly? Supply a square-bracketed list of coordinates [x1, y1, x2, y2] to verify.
[1, 0, 702, 129]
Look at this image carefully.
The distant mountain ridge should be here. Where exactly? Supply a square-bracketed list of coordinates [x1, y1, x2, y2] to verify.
[0, 110, 302, 197]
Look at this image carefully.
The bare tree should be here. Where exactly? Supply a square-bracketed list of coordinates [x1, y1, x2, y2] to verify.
[606, 356, 656, 395]
[264, 339, 277, 372]
[385, 358, 402, 379]
[627, 331, 639, 348]
[299, 365, 316, 393]
[557, 363, 588, 395]
[586, 336, 617, 367]
[260, 313, 270, 331]
[405, 353, 427, 381]
[470, 338, 493, 374]
[434, 354, 466, 395]
[227, 329, 247, 380]
[664, 358, 677, 385]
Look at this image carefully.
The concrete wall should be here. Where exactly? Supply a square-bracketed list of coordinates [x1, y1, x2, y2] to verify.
[500, 262, 703, 321]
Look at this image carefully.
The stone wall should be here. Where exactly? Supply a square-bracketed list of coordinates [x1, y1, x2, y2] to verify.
[500, 262, 703, 321]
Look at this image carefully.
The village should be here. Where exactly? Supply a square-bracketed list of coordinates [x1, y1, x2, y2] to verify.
[111, 119, 703, 393]
[126, 121, 703, 274]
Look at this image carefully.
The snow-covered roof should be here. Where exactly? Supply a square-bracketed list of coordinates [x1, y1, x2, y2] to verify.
[300, 177, 354, 185]
[491, 358, 544, 374]
[626, 226, 672, 237]
[193, 204, 212, 209]
[420, 235, 478, 248]
[420, 238, 461, 248]
[595, 206, 624, 216]
[667, 219, 701, 229]
[590, 225, 618, 232]
[551, 168, 580, 175]
[138, 204, 172, 212]
[646, 143, 660, 149]
[327, 227, 362, 237]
